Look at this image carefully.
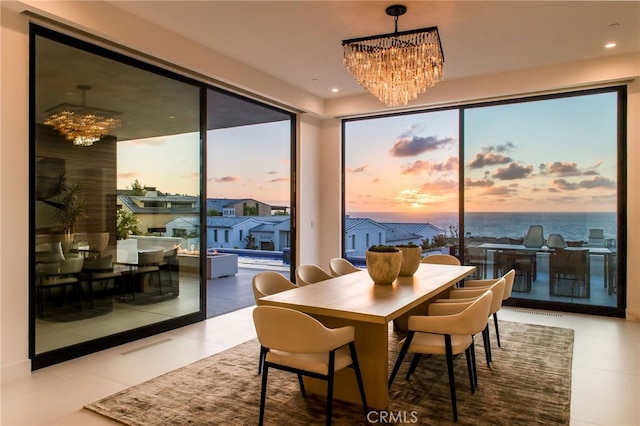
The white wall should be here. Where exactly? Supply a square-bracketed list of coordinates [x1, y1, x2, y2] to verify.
[1, 1, 639, 383]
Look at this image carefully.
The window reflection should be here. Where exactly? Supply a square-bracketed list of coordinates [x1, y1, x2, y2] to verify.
[33, 30, 202, 358]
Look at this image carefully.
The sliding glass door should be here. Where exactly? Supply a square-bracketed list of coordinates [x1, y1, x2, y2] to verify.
[462, 89, 624, 314]
[30, 25, 296, 368]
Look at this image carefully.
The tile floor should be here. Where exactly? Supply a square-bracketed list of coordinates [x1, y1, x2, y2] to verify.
[2, 306, 639, 425]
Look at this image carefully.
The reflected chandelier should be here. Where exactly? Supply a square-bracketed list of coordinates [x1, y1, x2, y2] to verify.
[342, 4, 444, 107]
[44, 85, 121, 147]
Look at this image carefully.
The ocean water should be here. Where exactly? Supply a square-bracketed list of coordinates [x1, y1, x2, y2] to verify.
[348, 211, 617, 243]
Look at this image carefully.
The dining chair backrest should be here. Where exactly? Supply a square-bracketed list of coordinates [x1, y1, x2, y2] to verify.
[421, 253, 461, 266]
[295, 264, 333, 286]
[329, 257, 360, 276]
[252, 271, 297, 301]
[588, 228, 605, 247]
[547, 233, 567, 249]
[58, 256, 84, 275]
[523, 225, 544, 248]
[253, 305, 354, 354]
[138, 250, 164, 266]
[82, 254, 113, 271]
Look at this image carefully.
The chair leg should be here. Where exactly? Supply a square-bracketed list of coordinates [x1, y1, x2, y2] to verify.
[389, 332, 414, 388]
[465, 347, 475, 394]
[258, 345, 267, 374]
[259, 364, 269, 426]
[297, 373, 306, 398]
[470, 340, 478, 387]
[482, 325, 492, 367]
[444, 335, 458, 422]
[326, 351, 335, 426]
[493, 312, 501, 348]
[349, 342, 368, 414]
[406, 353, 422, 379]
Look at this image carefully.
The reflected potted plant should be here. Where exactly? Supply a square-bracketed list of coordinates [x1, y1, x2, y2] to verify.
[51, 171, 87, 252]
[365, 245, 402, 285]
[396, 243, 422, 276]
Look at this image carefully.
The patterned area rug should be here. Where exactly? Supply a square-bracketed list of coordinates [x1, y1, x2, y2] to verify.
[85, 321, 573, 425]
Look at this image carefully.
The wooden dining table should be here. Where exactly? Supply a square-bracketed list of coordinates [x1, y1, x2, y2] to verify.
[258, 262, 476, 409]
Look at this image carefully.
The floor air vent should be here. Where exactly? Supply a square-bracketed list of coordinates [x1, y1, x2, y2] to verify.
[121, 338, 174, 356]
[512, 309, 563, 317]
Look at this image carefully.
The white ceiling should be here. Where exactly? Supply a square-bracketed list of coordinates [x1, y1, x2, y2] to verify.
[108, 1, 640, 101]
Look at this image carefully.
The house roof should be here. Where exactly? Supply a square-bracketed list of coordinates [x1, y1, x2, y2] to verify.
[118, 195, 199, 215]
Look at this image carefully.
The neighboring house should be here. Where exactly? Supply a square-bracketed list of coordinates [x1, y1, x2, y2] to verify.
[165, 217, 200, 238]
[345, 218, 446, 257]
[383, 226, 425, 246]
[206, 198, 273, 217]
[250, 217, 291, 251]
[344, 218, 389, 257]
[117, 189, 199, 235]
[205, 215, 290, 250]
[382, 222, 445, 246]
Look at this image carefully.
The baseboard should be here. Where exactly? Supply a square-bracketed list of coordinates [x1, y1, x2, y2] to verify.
[1, 359, 32, 384]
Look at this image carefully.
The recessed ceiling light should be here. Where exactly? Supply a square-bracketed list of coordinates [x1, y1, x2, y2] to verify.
[331, 88, 339, 93]
[605, 42, 617, 49]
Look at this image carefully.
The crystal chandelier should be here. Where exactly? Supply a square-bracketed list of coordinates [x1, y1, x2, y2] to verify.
[342, 4, 444, 107]
[44, 85, 121, 146]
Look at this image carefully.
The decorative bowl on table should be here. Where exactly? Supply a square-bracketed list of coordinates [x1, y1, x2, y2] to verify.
[395, 243, 422, 276]
[365, 245, 402, 285]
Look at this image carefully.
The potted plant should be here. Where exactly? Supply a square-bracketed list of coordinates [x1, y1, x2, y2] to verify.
[52, 172, 87, 252]
[365, 245, 402, 285]
[396, 243, 422, 276]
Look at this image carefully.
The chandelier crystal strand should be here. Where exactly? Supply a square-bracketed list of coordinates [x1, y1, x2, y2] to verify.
[44, 110, 121, 146]
[343, 25, 444, 107]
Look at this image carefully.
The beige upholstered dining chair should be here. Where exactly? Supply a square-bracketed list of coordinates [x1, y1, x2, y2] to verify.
[251, 271, 297, 373]
[420, 253, 461, 265]
[388, 290, 492, 422]
[252, 271, 297, 300]
[328, 257, 361, 276]
[460, 269, 515, 348]
[295, 264, 333, 286]
[253, 306, 368, 426]
[436, 277, 506, 367]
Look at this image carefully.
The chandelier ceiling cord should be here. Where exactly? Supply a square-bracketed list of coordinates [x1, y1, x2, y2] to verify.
[44, 85, 121, 147]
[342, 4, 445, 107]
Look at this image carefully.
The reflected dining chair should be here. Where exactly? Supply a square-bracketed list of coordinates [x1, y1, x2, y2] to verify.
[252, 271, 298, 373]
[35, 256, 85, 318]
[80, 254, 121, 309]
[295, 264, 333, 286]
[253, 306, 368, 426]
[420, 253, 461, 266]
[388, 290, 492, 422]
[328, 257, 361, 277]
[132, 250, 165, 298]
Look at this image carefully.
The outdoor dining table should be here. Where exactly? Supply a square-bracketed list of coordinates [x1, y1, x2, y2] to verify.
[477, 242, 612, 285]
[258, 262, 476, 409]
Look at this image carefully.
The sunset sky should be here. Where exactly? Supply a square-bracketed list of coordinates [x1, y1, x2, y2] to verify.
[345, 91, 618, 214]
[117, 121, 291, 207]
